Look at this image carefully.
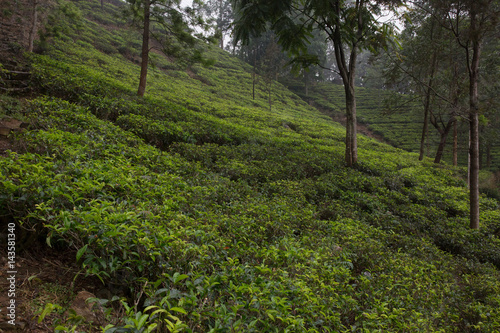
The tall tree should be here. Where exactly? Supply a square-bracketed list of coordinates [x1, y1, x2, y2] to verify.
[380, 0, 498, 228]
[231, 0, 399, 167]
[201, 0, 233, 49]
[416, 0, 500, 228]
[480, 35, 500, 170]
[124, 0, 215, 97]
[380, 9, 468, 165]
[137, 0, 150, 97]
[237, 31, 276, 100]
[466, 2, 485, 229]
[28, 0, 39, 52]
[260, 35, 287, 110]
[289, 29, 328, 96]
[441, 0, 498, 229]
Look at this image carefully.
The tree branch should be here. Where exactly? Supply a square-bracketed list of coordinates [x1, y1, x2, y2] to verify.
[384, 49, 456, 107]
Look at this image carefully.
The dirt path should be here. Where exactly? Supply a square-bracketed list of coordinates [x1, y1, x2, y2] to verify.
[310, 101, 390, 145]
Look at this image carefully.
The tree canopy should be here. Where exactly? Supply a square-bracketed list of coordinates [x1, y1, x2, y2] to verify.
[231, 0, 401, 166]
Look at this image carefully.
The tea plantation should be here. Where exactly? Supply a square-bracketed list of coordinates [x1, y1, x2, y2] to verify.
[285, 81, 492, 171]
[0, 0, 499, 332]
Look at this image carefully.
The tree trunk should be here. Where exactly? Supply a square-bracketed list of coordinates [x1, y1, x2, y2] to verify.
[486, 144, 491, 169]
[453, 120, 458, 166]
[28, 0, 38, 52]
[434, 117, 455, 164]
[419, 23, 439, 161]
[332, 0, 359, 167]
[419, 95, 430, 161]
[268, 81, 272, 111]
[479, 140, 483, 170]
[304, 71, 308, 97]
[344, 81, 358, 166]
[219, 0, 224, 49]
[252, 48, 256, 100]
[468, 17, 481, 229]
[467, 128, 471, 188]
[137, 0, 150, 97]
[469, 107, 480, 229]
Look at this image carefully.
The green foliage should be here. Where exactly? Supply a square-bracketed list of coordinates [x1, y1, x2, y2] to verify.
[1, 0, 500, 331]
[0, 95, 26, 118]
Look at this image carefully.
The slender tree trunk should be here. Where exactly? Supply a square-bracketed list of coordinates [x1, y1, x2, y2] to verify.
[28, 0, 38, 52]
[344, 80, 358, 166]
[450, 60, 460, 167]
[137, 0, 150, 97]
[332, 0, 359, 167]
[268, 81, 272, 111]
[252, 48, 256, 100]
[419, 23, 439, 161]
[219, 0, 224, 48]
[486, 144, 491, 169]
[469, 104, 480, 229]
[468, 128, 471, 188]
[419, 96, 430, 161]
[468, 21, 481, 229]
[426, 121, 430, 157]
[304, 71, 308, 97]
[479, 140, 483, 170]
[434, 117, 455, 164]
[453, 120, 458, 166]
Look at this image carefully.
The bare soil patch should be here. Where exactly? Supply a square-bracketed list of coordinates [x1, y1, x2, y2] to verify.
[0, 240, 105, 332]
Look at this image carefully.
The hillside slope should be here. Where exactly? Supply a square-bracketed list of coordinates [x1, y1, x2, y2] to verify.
[1, 0, 500, 332]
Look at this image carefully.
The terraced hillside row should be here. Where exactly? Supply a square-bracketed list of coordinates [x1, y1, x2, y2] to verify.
[1, 0, 500, 332]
